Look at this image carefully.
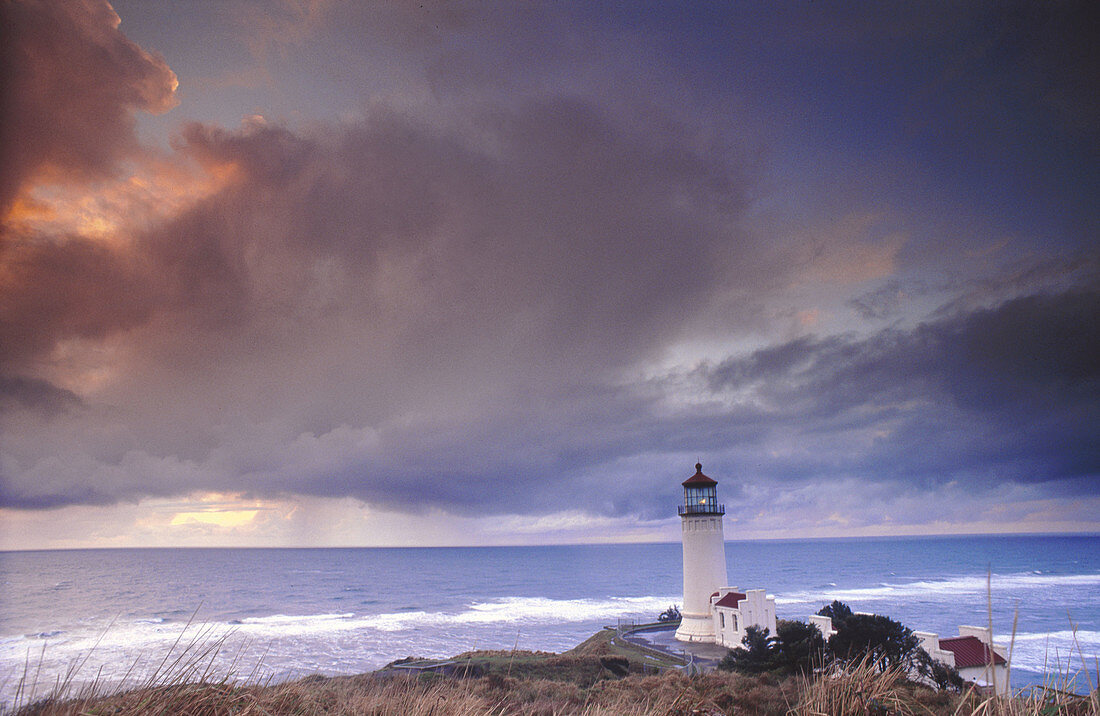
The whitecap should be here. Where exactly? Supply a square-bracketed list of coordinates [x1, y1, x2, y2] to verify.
[774, 572, 1100, 606]
[999, 630, 1100, 674]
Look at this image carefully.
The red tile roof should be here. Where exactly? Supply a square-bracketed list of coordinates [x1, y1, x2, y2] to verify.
[938, 636, 1007, 668]
[682, 463, 718, 486]
[714, 591, 746, 609]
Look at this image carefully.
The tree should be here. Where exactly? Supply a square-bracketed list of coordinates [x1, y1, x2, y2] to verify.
[657, 605, 681, 623]
[817, 600, 853, 629]
[914, 647, 966, 691]
[718, 625, 777, 673]
[773, 619, 825, 674]
[826, 612, 921, 671]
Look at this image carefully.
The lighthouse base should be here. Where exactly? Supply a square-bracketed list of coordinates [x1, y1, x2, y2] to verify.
[675, 612, 716, 643]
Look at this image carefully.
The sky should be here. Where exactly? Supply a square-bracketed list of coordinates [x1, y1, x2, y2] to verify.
[0, 0, 1097, 550]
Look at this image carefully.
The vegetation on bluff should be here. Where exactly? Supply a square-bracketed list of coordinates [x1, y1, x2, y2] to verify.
[11, 647, 1094, 715]
[6, 610, 1095, 715]
[717, 620, 825, 676]
[719, 601, 962, 686]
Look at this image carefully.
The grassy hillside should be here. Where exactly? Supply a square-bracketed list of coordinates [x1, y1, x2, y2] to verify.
[8, 630, 1096, 715]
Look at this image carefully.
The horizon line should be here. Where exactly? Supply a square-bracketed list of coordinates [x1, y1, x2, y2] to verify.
[3, 530, 1098, 554]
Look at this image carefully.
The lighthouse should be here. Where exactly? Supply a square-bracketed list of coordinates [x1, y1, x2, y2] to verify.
[675, 462, 729, 643]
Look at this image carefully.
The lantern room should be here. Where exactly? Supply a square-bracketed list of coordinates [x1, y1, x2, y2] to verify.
[678, 463, 725, 516]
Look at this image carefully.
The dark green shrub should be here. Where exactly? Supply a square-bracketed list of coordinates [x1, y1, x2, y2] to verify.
[773, 619, 824, 674]
[718, 625, 777, 673]
[827, 612, 920, 671]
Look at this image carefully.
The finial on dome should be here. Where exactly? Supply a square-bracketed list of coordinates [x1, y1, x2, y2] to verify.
[695, 462, 703, 472]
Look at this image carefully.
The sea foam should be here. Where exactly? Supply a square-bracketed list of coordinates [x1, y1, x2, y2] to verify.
[774, 571, 1100, 606]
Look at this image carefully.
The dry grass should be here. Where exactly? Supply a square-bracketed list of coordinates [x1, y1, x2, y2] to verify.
[952, 672, 1100, 716]
[12, 671, 807, 716]
[16, 675, 496, 716]
[9, 611, 256, 714]
[7, 623, 1098, 716]
[11, 663, 1100, 715]
[794, 656, 913, 715]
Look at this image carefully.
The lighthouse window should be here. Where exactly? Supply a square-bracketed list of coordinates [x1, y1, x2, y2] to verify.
[680, 484, 723, 516]
[685, 486, 717, 506]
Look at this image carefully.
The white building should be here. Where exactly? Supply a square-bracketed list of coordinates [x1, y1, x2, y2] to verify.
[711, 587, 778, 649]
[917, 626, 1011, 695]
[675, 463, 777, 646]
[809, 613, 838, 641]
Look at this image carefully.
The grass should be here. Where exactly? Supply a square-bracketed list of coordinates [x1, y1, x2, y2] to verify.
[9, 668, 803, 716]
[5, 623, 1097, 715]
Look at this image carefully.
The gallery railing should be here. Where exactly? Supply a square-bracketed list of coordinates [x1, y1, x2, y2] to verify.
[677, 504, 725, 516]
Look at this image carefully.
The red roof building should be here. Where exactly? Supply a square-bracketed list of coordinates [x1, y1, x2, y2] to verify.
[938, 636, 1007, 668]
[714, 591, 746, 609]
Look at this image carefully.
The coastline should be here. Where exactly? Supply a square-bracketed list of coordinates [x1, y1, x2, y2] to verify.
[9, 626, 1096, 716]
[4, 537, 1098, 710]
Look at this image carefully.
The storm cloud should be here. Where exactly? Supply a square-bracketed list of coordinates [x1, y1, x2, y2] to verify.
[1, 0, 1097, 544]
[0, 97, 761, 511]
[705, 290, 1100, 493]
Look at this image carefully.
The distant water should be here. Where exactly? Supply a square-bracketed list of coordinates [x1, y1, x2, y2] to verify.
[1, 535, 1097, 706]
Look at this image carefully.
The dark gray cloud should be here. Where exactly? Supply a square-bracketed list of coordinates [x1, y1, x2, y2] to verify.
[848, 281, 907, 320]
[706, 289, 1100, 497]
[0, 376, 82, 415]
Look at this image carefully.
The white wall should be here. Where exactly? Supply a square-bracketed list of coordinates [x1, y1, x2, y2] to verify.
[957, 626, 1011, 695]
[741, 589, 777, 636]
[712, 587, 740, 647]
[957, 664, 1011, 695]
[712, 588, 777, 649]
[914, 631, 955, 668]
[809, 614, 836, 641]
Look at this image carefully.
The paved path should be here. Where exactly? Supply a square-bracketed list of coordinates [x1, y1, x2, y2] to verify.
[619, 624, 730, 672]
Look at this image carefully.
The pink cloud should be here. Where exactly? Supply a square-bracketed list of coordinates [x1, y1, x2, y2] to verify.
[0, 0, 178, 214]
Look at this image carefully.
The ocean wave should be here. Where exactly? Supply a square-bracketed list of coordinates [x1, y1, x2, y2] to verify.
[454, 596, 680, 626]
[1000, 630, 1100, 674]
[774, 572, 1100, 606]
[0, 595, 678, 656]
[229, 595, 681, 636]
[26, 630, 65, 639]
[239, 613, 355, 625]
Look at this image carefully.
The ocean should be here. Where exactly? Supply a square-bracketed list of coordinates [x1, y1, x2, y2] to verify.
[1, 535, 1097, 706]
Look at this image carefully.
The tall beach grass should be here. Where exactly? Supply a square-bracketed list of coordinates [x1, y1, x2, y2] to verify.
[3, 605, 1096, 715]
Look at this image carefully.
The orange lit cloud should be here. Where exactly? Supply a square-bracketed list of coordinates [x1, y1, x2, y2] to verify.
[0, 0, 178, 218]
[795, 212, 907, 286]
[159, 492, 276, 531]
[5, 154, 241, 245]
[796, 308, 821, 327]
[170, 509, 259, 528]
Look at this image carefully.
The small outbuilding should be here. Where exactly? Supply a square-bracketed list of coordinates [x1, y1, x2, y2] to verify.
[711, 587, 778, 649]
[916, 626, 1010, 695]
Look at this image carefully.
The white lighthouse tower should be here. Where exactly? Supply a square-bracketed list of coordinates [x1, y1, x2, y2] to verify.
[675, 462, 728, 643]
